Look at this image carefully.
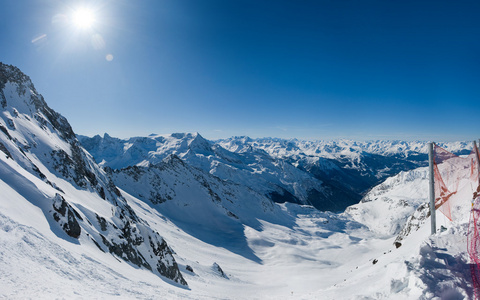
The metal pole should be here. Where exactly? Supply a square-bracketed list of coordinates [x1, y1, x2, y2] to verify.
[475, 141, 480, 186]
[428, 142, 436, 235]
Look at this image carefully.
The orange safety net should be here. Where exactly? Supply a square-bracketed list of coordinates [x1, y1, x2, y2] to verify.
[433, 142, 480, 298]
[433, 143, 479, 221]
[461, 142, 480, 300]
[469, 197, 480, 300]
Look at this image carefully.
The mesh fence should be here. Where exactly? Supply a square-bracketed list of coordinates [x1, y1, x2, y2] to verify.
[432, 142, 480, 299]
[470, 199, 480, 300]
[434, 144, 479, 221]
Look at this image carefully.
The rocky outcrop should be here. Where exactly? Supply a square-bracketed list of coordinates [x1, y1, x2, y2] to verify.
[51, 193, 82, 238]
[212, 262, 228, 279]
[111, 153, 278, 229]
[394, 203, 430, 246]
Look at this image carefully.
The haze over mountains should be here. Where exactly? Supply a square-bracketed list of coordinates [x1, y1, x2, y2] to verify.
[0, 62, 476, 299]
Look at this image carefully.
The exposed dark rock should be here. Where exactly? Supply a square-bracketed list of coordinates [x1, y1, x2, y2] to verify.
[107, 180, 122, 197]
[121, 165, 145, 182]
[227, 211, 239, 219]
[95, 210, 187, 286]
[0, 141, 12, 159]
[193, 171, 222, 203]
[32, 164, 46, 180]
[0, 90, 6, 108]
[394, 202, 430, 246]
[0, 124, 11, 140]
[98, 187, 106, 200]
[150, 236, 188, 286]
[1, 62, 188, 287]
[91, 237, 105, 252]
[51, 193, 81, 238]
[6, 118, 14, 129]
[101, 233, 151, 271]
[269, 189, 299, 204]
[212, 262, 228, 279]
[149, 191, 168, 204]
[96, 214, 108, 231]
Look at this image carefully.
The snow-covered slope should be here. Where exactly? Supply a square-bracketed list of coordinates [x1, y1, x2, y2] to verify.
[218, 137, 471, 160]
[111, 154, 285, 238]
[0, 62, 186, 286]
[335, 156, 476, 299]
[1, 62, 475, 299]
[346, 167, 429, 237]
[79, 133, 342, 210]
[81, 134, 471, 213]
[220, 137, 470, 197]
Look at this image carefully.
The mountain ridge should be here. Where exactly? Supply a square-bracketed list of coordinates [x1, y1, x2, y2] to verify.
[1, 62, 476, 299]
[79, 133, 472, 212]
[0, 62, 187, 286]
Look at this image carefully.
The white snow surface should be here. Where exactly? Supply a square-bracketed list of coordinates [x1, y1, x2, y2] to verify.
[1, 64, 476, 299]
[80, 134, 472, 172]
[218, 137, 471, 160]
[1, 142, 476, 299]
[79, 133, 328, 206]
[346, 167, 430, 237]
[79, 133, 473, 212]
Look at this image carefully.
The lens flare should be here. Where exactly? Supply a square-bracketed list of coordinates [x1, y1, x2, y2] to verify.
[91, 34, 106, 50]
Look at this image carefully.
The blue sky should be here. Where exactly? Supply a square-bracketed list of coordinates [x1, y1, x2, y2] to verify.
[1, 0, 480, 141]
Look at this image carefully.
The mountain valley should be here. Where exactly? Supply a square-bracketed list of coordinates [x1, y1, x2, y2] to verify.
[0, 62, 476, 299]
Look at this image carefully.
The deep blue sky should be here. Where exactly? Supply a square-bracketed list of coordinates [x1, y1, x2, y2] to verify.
[2, 0, 480, 141]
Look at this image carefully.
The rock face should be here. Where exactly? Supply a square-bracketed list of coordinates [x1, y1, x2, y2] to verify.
[394, 203, 430, 246]
[80, 133, 331, 210]
[111, 154, 282, 231]
[212, 262, 228, 279]
[0, 62, 187, 286]
[51, 193, 82, 238]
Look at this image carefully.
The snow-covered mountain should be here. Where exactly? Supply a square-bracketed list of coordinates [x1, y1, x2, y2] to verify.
[79, 133, 338, 210]
[0, 62, 187, 286]
[80, 134, 471, 212]
[111, 154, 285, 241]
[218, 137, 471, 159]
[346, 167, 429, 237]
[1, 62, 476, 299]
[219, 137, 471, 197]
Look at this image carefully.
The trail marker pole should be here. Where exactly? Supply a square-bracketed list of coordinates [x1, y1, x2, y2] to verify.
[429, 142, 436, 235]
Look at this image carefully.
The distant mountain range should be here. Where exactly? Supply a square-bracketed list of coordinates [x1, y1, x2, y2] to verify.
[1, 62, 474, 298]
[79, 133, 471, 212]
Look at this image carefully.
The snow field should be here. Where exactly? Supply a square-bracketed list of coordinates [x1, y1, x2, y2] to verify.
[2, 63, 476, 299]
[0, 156, 474, 299]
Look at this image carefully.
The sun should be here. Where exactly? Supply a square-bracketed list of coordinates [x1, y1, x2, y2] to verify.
[72, 8, 95, 29]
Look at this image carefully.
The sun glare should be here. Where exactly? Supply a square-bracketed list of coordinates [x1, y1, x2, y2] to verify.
[72, 8, 95, 29]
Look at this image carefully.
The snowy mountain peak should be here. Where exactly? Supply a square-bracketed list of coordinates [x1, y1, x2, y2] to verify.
[0, 63, 187, 286]
[0, 63, 75, 143]
[1, 62, 475, 298]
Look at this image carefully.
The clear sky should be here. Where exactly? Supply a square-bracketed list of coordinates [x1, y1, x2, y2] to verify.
[1, 0, 480, 141]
